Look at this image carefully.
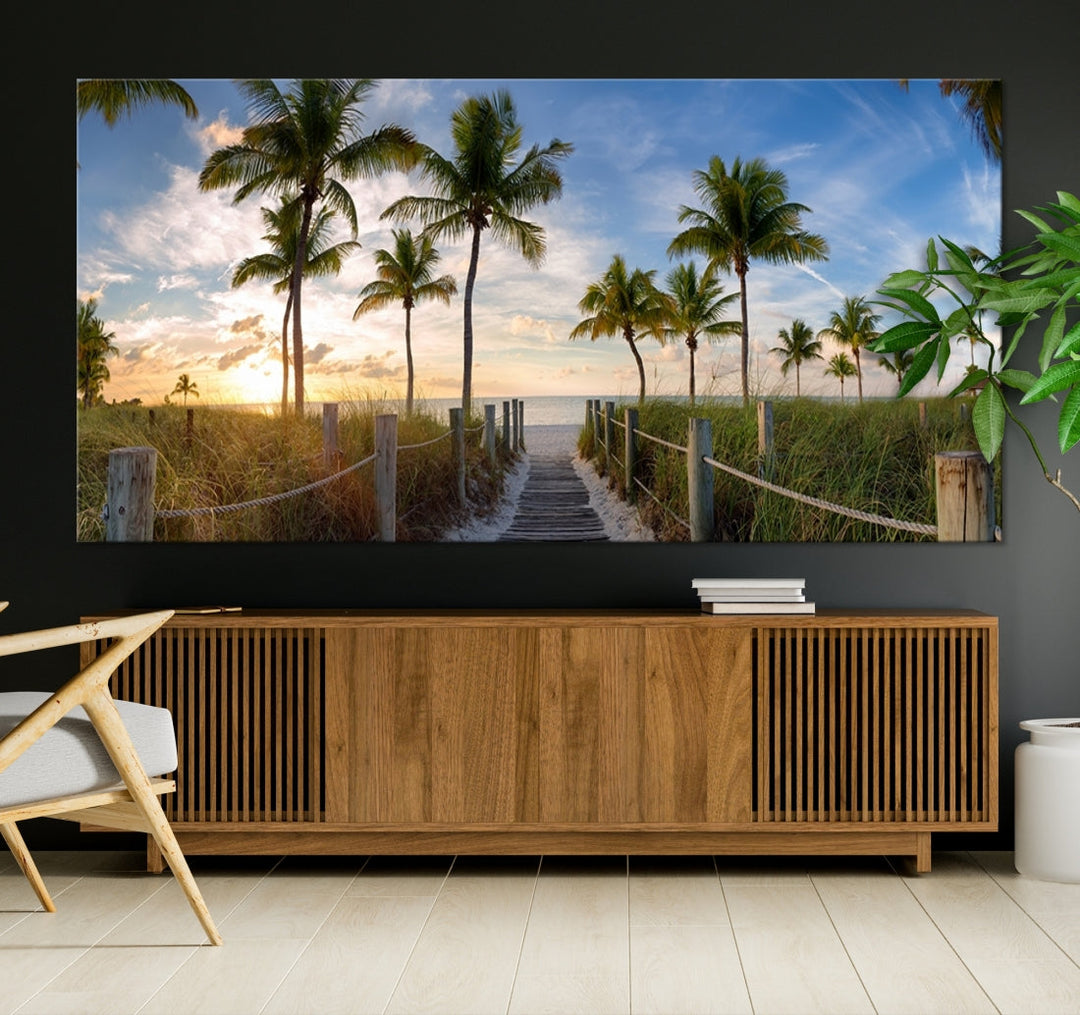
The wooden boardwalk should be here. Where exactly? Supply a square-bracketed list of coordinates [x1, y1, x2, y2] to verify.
[498, 448, 609, 542]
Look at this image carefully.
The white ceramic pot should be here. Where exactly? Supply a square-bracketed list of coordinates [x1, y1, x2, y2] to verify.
[1014, 718, 1080, 883]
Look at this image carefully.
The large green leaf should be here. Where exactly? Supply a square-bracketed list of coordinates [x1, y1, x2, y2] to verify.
[1016, 209, 1054, 234]
[972, 383, 1006, 461]
[882, 269, 927, 289]
[1037, 230, 1080, 263]
[878, 287, 940, 323]
[995, 368, 1038, 393]
[926, 237, 938, 272]
[980, 288, 1059, 314]
[1020, 359, 1080, 403]
[1055, 191, 1080, 219]
[1060, 386, 1080, 453]
[898, 341, 938, 397]
[1057, 319, 1080, 358]
[935, 332, 951, 381]
[872, 320, 937, 353]
[948, 368, 988, 397]
[1040, 302, 1069, 371]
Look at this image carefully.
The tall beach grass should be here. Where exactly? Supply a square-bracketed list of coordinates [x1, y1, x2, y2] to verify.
[77, 398, 511, 542]
[580, 397, 1001, 542]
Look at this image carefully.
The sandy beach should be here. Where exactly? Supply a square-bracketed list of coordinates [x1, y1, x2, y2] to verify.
[440, 424, 655, 542]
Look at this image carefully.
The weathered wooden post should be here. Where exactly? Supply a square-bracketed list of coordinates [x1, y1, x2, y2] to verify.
[106, 446, 157, 542]
[935, 451, 994, 541]
[757, 400, 775, 480]
[322, 402, 339, 472]
[374, 413, 397, 542]
[687, 417, 715, 542]
[584, 399, 593, 436]
[450, 407, 466, 507]
[604, 400, 616, 478]
[502, 400, 511, 456]
[624, 406, 639, 503]
[518, 400, 525, 451]
[593, 400, 603, 440]
[918, 402, 928, 430]
[484, 404, 497, 468]
[511, 398, 520, 452]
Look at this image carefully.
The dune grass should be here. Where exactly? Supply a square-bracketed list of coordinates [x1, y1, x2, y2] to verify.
[579, 397, 1001, 542]
[77, 400, 511, 542]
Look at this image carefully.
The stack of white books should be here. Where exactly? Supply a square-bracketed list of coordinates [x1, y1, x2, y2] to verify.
[692, 578, 815, 614]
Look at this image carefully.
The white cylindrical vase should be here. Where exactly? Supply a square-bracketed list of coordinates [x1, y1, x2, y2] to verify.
[1014, 719, 1080, 883]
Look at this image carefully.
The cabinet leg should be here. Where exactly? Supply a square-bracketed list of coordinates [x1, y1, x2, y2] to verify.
[916, 832, 932, 873]
[147, 834, 164, 873]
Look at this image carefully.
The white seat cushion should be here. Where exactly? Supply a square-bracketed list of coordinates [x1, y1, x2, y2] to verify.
[0, 692, 177, 809]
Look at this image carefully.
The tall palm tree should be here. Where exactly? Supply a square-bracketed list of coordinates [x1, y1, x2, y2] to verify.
[353, 229, 458, 415]
[667, 155, 828, 407]
[770, 318, 823, 397]
[232, 198, 360, 415]
[817, 296, 881, 404]
[171, 374, 199, 405]
[663, 262, 740, 404]
[77, 79, 199, 126]
[824, 352, 858, 403]
[877, 348, 915, 392]
[77, 299, 118, 408]
[569, 255, 671, 406]
[381, 90, 572, 417]
[899, 79, 1001, 163]
[199, 79, 418, 416]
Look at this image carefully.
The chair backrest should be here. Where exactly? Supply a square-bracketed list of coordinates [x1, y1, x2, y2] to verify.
[0, 611, 174, 778]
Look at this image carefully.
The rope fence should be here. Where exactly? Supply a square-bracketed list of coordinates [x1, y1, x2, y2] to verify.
[701, 456, 939, 536]
[581, 398, 997, 543]
[105, 398, 528, 542]
[155, 452, 379, 519]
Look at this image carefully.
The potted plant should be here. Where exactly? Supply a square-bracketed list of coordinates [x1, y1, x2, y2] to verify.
[869, 190, 1079, 882]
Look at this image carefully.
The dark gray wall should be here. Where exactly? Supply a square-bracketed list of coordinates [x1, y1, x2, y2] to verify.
[5, 0, 1078, 849]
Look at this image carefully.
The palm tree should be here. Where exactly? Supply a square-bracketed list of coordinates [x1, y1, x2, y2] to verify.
[877, 348, 915, 392]
[824, 353, 858, 403]
[353, 229, 458, 416]
[171, 374, 199, 405]
[817, 296, 881, 404]
[381, 90, 572, 417]
[77, 79, 199, 126]
[663, 262, 740, 404]
[199, 79, 418, 416]
[769, 318, 823, 397]
[667, 155, 828, 407]
[77, 299, 118, 408]
[899, 79, 1001, 163]
[569, 255, 671, 406]
[232, 198, 360, 415]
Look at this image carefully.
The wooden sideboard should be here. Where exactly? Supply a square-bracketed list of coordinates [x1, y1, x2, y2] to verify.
[81, 609, 998, 872]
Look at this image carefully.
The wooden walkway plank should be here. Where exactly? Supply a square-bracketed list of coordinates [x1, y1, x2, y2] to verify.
[498, 448, 610, 542]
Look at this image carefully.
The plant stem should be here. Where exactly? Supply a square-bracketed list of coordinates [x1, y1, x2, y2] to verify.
[999, 385, 1080, 513]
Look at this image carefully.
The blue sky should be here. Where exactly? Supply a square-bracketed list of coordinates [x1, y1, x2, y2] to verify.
[76, 78, 1001, 407]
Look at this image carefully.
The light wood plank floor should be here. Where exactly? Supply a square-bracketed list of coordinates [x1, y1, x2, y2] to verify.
[1, 849, 1078, 1014]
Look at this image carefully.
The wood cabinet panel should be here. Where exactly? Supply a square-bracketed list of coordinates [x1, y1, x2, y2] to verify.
[324, 627, 538, 824]
[539, 626, 752, 824]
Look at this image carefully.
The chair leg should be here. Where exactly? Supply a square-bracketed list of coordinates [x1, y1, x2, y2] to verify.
[0, 822, 56, 912]
[83, 690, 223, 945]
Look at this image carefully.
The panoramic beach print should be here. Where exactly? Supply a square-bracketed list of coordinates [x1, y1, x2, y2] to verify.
[77, 78, 1003, 543]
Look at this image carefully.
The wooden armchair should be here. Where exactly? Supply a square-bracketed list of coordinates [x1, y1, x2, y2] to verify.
[0, 609, 221, 945]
